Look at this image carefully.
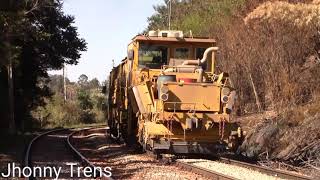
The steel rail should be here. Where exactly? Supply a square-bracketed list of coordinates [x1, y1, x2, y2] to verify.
[24, 129, 66, 180]
[176, 161, 237, 180]
[25, 126, 112, 180]
[219, 157, 313, 180]
[67, 127, 114, 180]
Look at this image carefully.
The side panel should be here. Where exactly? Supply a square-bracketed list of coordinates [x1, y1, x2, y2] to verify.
[164, 83, 221, 112]
[132, 84, 153, 114]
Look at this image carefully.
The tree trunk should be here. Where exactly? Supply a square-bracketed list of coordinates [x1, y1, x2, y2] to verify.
[5, 31, 16, 134]
[7, 53, 16, 134]
[63, 64, 67, 103]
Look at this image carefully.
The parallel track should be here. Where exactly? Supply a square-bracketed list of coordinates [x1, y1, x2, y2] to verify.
[219, 157, 312, 180]
[24, 127, 113, 180]
[175, 157, 313, 180]
[176, 160, 235, 180]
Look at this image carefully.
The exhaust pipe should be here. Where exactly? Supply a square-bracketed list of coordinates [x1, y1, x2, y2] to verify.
[182, 47, 219, 66]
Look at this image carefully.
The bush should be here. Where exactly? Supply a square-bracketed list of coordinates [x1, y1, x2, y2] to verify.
[79, 109, 95, 124]
[32, 78, 107, 128]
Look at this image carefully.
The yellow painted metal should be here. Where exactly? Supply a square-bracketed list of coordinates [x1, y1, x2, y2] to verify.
[160, 111, 230, 124]
[162, 82, 221, 112]
[108, 32, 241, 152]
[211, 50, 215, 74]
[144, 122, 173, 136]
[134, 84, 153, 113]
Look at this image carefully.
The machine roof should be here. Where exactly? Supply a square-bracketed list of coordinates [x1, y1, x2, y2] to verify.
[132, 35, 216, 44]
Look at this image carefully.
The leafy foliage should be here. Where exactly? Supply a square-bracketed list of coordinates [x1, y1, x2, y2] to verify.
[33, 74, 106, 128]
[0, 0, 87, 131]
[78, 74, 89, 87]
[77, 89, 93, 110]
[147, 0, 246, 36]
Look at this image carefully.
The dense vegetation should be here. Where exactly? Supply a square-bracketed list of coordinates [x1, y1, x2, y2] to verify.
[0, 0, 87, 132]
[148, 0, 320, 174]
[33, 74, 107, 128]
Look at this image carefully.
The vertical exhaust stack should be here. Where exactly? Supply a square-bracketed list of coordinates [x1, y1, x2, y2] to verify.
[181, 47, 219, 81]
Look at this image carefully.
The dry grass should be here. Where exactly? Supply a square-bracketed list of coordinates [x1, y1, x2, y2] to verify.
[244, 1, 320, 27]
[313, 0, 320, 4]
[215, 0, 320, 114]
[231, 1, 320, 176]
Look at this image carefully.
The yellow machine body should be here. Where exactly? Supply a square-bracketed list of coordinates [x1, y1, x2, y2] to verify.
[108, 30, 242, 154]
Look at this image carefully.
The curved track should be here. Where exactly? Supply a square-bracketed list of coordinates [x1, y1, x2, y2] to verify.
[69, 127, 210, 179]
[67, 127, 113, 180]
[25, 127, 312, 180]
[25, 129, 85, 179]
[24, 127, 112, 180]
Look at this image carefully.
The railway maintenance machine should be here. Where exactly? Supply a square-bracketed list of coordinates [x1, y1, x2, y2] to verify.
[108, 30, 243, 155]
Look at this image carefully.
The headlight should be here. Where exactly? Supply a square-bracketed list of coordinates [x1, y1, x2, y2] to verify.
[221, 95, 229, 103]
[160, 86, 169, 94]
[222, 88, 231, 95]
[160, 93, 169, 101]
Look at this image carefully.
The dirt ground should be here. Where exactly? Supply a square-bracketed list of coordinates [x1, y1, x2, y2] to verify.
[0, 132, 34, 178]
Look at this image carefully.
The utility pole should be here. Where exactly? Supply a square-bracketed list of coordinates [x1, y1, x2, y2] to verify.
[168, 0, 172, 30]
[112, 59, 115, 68]
[63, 64, 67, 103]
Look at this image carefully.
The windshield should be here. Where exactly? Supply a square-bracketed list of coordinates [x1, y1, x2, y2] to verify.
[174, 48, 189, 59]
[138, 44, 168, 69]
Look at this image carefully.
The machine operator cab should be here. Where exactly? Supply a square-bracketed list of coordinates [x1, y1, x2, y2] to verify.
[127, 30, 220, 86]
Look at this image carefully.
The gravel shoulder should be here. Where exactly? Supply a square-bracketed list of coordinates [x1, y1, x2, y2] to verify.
[178, 159, 284, 180]
[71, 128, 210, 180]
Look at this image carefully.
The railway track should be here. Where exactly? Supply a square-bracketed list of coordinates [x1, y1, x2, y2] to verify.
[175, 157, 313, 180]
[70, 128, 211, 179]
[219, 157, 313, 180]
[176, 160, 235, 180]
[24, 129, 80, 180]
[24, 127, 112, 180]
[67, 127, 113, 180]
[25, 127, 313, 180]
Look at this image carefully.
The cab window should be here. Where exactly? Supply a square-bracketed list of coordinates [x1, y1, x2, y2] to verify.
[138, 44, 168, 69]
[195, 48, 206, 59]
[174, 48, 189, 59]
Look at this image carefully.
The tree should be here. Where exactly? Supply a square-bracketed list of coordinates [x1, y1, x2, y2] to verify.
[147, 0, 171, 31]
[77, 89, 93, 110]
[0, 0, 87, 131]
[147, 0, 246, 36]
[78, 74, 88, 87]
[88, 78, 100, 89]
[48, 74, 70, 95]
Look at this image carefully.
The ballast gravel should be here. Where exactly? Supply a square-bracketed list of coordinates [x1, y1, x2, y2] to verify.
[72, 128, 210, 180]
[177, 159, 285, 180]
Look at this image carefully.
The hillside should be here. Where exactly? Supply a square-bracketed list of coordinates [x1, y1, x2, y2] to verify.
[148, 0, 320, 176]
